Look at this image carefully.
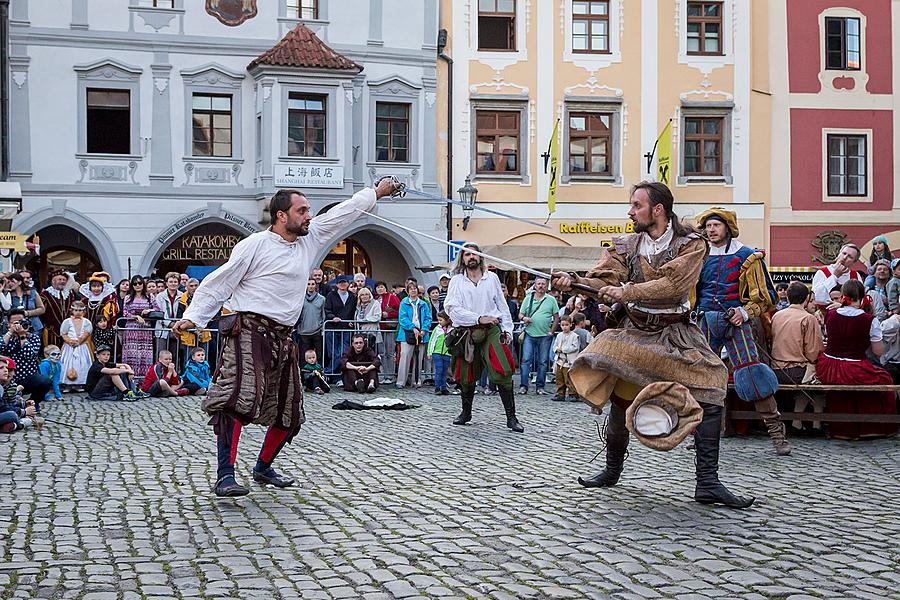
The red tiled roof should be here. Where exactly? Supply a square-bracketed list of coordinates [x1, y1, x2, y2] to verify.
[248, 24, 363, 72]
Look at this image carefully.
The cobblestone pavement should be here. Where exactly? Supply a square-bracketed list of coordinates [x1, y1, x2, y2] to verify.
[1, 387, 898, 600]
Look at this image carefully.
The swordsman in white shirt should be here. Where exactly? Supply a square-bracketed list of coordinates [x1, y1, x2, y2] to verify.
[173, 179, 400, 497]
[444, 243, 523, 433]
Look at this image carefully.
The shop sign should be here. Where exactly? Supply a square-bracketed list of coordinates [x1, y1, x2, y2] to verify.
[770, 268, 815, 285]
[559, 221, 634, 235]
[274, 164, 344, 188]
[0, 232, 28, 252]
[157, 209, 257, 244]
[161, 232, 243, 262]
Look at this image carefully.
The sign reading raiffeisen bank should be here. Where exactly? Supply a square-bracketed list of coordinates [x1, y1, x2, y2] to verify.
[274, 164, 344, 188]
[559, 221, 635, 235]
[0, 232, 28, 252]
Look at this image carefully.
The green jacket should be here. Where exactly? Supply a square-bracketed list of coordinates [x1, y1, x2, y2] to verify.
[427, 325, 451, 356]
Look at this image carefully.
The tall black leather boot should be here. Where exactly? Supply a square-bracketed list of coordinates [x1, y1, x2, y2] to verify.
[498, 386, 524, 432]
[694, 403, 755, 509]
[578, 402, 629, 488]
[452, 389, 474, 425]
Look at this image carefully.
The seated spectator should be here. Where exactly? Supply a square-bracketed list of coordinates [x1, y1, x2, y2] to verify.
[301, 349, 330, 394]
[812, 243, 864, 309]
[869, 259, 892, 298]
[1, 308, 52, 406]
[888, 258, 900, 315]
[59, 301, 93, 390]
[774, 282, 790, 311]
[816, 280, 898, 439]
[86, 345, 146, 401]
[181, 347, 211, 396]
[141, 350, 188, 397]
[340, 334, 381, 393]
[38, 345, 63, 402]
[427, 311, 452, 395]
[0, 360, 40, 433]
[771, 282, 825, 433]
[864, 235, 892, 290]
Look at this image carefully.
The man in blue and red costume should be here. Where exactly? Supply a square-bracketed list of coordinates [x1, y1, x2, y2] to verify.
[695, 207, 792, 456]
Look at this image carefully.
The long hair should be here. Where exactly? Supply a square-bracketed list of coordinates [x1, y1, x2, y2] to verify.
[125, 275, 146, 304]
[630, 181, 696, 238]
[453, 242, 484, 275]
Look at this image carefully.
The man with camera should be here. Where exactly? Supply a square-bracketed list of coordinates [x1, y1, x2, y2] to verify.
[1, 308, 52, 405]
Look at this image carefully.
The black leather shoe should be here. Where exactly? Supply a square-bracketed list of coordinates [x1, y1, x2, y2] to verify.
[214, 476, 249, 497]
[694, 483, 755, 509]
[252, 467, 295, 488]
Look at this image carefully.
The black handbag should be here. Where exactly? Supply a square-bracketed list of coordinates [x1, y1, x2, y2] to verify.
[445, 327, 468, 358]
[405, 330, 418, 345]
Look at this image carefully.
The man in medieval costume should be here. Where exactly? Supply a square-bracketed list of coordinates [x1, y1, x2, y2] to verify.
[443, 242, 523, 433]
[553, 181, 754, 509]
[695, 207, 792, 456]
[40, 269, 74, 348]
[172, 178, 399, 497]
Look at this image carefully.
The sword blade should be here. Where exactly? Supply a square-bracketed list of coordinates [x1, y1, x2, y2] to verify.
[398, 190, 551, 229]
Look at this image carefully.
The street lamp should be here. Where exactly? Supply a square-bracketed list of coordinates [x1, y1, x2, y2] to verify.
[457, 176, 478, 231]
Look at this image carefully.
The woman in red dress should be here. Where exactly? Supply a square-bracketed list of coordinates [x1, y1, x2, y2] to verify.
[816, 280, 898, 439]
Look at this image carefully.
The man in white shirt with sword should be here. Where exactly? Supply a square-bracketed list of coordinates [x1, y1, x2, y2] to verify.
[172, 178, 400, 497]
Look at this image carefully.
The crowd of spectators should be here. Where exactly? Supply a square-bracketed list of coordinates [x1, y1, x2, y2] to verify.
[2, 232, 898, 442]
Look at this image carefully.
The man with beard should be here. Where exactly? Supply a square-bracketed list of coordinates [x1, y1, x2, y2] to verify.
[40, 269, 74, 348]
[695, 208, 791, 456]
[444, 243, 522, 432]
[552, 182, 754, 509]
[172, 179, 399, 497]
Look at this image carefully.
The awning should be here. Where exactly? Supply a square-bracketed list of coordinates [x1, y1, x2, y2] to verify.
[418, 245, 604, 273]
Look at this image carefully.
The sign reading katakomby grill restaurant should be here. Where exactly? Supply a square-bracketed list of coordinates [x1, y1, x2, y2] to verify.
[274, 164, 344, 188]
[161, 231, 244, 262]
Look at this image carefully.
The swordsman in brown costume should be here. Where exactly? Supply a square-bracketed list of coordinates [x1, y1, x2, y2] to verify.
[552, 181, 754, 509]
[40, 269, 74, 348]
[173, 179, 400, 497]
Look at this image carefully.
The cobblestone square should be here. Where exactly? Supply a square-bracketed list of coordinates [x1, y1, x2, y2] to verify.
[1, 389, 898, 599]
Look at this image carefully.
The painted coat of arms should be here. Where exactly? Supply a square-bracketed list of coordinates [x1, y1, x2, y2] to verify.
[811, 230, 850, 264]
[206, 0, 258, 27]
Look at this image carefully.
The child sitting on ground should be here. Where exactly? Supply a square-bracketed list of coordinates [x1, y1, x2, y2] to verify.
[38, 345, 64, 402]
[0, 359, 41, 432]
[301, 349, 330, 394]
[427, 311, 453, 395]
[85, 345, 146, 401]
[552, 316, 581, 403]
[141, 350, 188, 397]
[181, 346, 211, 396]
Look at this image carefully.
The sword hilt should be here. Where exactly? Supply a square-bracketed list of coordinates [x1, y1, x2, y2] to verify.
[375, 175, 407, 198]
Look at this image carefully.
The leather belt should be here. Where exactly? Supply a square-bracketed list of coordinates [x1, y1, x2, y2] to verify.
[625, 306, 691, 331]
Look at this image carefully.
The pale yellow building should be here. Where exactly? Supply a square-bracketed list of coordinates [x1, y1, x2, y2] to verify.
[436, 0, 770, 266]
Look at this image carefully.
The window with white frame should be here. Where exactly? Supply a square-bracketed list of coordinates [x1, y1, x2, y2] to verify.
[686, 1, 723, 55]
[475, 110, 520, 174]
[286, 0, 318, 20]
[478, 0, 516, 51]
[573, 1, 610, 53]
[678, 106, 732, 184]
[136, 0, 175, 6]
[826, 133, 867, 197]
[569, 112, 613, 175]
[287, 93, 327, 157]
[192, 94, 232, 158]
[825, 17, 861, 71]
[375, 103, 410, 163]
[86, 89, 131, 155]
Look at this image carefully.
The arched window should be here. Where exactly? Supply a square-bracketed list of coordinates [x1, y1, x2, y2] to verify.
[321, 238, 372, 280]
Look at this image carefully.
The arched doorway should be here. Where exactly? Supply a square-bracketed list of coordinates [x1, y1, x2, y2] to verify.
[23, 225, 103, 286]
[153, 222, 248, 280]
[321, 238, 372, 280]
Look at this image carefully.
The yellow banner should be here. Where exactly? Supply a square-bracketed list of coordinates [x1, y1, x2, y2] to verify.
[657, 120, 672, 185]
[547, 119, 560, 214]
[0, 232, 28, 252]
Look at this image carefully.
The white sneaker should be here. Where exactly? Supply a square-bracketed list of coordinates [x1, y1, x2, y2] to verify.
[20, 417, 33, 429]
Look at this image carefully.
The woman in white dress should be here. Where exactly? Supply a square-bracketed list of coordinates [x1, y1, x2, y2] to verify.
[59, 301, 94, 389]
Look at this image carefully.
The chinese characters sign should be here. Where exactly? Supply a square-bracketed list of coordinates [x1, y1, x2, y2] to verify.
[274, 164, 344, 189]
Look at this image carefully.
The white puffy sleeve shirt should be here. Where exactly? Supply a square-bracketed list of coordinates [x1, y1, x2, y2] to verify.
[444, 271, 513, 335]
[183, 189, 377, 328]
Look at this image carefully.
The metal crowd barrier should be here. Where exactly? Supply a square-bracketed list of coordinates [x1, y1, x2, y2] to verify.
[114, 317, 221, 378]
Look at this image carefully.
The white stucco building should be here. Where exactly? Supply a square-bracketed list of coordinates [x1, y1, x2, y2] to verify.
[9, 0, 444, 285]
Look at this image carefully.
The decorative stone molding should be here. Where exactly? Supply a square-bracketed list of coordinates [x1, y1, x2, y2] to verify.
[77, 158, 139, 184]
[368, 166, 419, 190]
[564, 77, 624, 98]
[470, 71, 530, 95]
[74, 58, 143, 81]
[368, 76, 422, 98]
[180, 63, 245, 89]
[183, 162, 242, 186]
[674, 0, 735, 75]
[561, 0, 624, 72]
[817, 7, 869, 94]
[129, 0, 184, 33]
